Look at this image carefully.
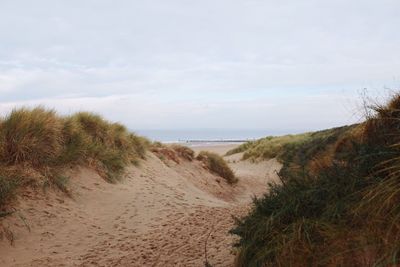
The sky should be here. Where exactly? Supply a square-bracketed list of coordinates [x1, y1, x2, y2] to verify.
[0, 0, 399, 132]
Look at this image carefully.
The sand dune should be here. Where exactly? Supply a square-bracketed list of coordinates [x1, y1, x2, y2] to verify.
[0, 147, 280, 267]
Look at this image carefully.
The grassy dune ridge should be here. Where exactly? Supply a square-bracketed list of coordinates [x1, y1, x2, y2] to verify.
[0, 107, 150, 207]
[0, 108, 236, 208]
[151, 143, 237, 184]
[226, 125, 356, 163]
[230, 94, 400, 266]
[151, 143, 195, 163]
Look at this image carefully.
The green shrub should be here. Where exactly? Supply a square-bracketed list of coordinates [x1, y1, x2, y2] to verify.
[197, 151, 237, 184]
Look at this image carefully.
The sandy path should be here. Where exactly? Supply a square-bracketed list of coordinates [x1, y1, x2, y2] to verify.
[0, 147, 281, 267]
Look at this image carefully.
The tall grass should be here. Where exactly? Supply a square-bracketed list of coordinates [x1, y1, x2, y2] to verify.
[197, 151, 237, 184]
[0, 107, 149, 206]
[231, 94, 400, 266]
[0, 107, 64, 166]
[0, 176, 18, 208]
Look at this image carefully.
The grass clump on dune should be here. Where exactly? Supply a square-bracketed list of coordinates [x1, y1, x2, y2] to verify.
[0, 176, 18, 208]
[197, 151, 237, 184]
[171, 145, 195, 161]
[151, 142, 181, 164]
[0, 107, 149, 207]
[150, 144, 237, 185]
[231, 94, 400, 266]
[68, 112, 149, 181]
[151, 143, 195, 163]
[0, 107, 64, 166]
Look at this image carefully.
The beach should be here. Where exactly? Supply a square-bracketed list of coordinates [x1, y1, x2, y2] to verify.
[0, 143, 280, 267]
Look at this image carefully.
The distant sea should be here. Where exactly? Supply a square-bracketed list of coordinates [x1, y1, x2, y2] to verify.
[134, 129, 300, 145]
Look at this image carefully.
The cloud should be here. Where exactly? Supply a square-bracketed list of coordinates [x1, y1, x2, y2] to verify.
[0, 0, 399, 130]
[0, 89, 365, 131]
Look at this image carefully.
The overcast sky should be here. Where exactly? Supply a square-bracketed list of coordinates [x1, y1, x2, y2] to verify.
[0, 0, 399, 131]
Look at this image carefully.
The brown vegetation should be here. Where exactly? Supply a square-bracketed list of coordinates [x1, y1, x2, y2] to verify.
[197, 151, 237, 184]
[171, 144, 195, 161]
[231, 93, 400, 266]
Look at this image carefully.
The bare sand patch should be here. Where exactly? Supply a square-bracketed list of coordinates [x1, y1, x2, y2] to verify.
[190, 144, 240, 156]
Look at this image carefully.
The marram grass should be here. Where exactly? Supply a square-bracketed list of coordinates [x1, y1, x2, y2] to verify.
[231, 94, 400, 266]
[197, 151, 237, 184]
[0, 107, 150, 206]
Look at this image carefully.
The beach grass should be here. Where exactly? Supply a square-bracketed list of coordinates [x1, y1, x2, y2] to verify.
[231, 93, 400, 266]
[0, 107, 150, 206]
[197, 151, 237, 184]
[171, 144, 195, 161]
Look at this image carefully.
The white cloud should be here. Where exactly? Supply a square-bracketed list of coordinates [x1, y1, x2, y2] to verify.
[0, 0, 399, 130]
[0, 89, 365, 131]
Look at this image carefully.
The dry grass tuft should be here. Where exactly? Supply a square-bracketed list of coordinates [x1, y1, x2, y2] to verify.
[231, 93, 400, 266]
[0, 176, 18, 208]
[197, 151, 237, 184]
[151, 143, 181, 164]
[0, 107, 150, 206]
[150, 143, 195, 164]
[0, 107, 63, 166]
[171, 145, 195, 161]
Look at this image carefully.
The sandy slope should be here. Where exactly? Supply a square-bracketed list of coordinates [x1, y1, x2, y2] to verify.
[0, 146, 281, 267]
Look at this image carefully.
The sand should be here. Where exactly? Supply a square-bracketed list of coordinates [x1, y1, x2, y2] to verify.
[0, 145, 281, 267]
[189, 144, 240, 155]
